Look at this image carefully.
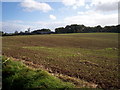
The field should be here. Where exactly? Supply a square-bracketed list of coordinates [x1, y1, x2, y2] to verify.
[2, 33, 119, 89]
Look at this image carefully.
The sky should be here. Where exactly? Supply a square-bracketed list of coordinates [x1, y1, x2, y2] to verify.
[1, 0, 119, 33]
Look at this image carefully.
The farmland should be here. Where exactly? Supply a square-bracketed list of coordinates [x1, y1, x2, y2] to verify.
[2, 33, 119, 89]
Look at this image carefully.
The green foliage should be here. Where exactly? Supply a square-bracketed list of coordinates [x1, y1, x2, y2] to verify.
[55, 24, 119, 33]
[2, 57, 74, 89]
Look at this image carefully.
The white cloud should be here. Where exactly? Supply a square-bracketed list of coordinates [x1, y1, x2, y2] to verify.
[0, 22, 2, 31]
[2, 9, 118, 33]
[30, 21, 66, 31]
[2, 20, 65, 33]
[65, 11, 118, 27]
[43, 22, 66, 30]
[77, 11, 84, 14]
[49, 15, 56, 20]
[62, 0, 118, 11]
[62, 0, 76, 6]
[33, 11, 118, 31]
[6, 20, 24, 23]
[20, 0, 52, 12]
[62, 0, 85, 9]
[85, 4, 90, 9]
[2, 22, 32, 33]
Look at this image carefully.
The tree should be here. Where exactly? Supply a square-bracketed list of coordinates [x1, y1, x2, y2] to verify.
[27, 28, 30, 33]
[55, 27, 65, 33]
[93, 25, 102, 32]
[14, 31, 18, 35]
[0, 31, 3, 36]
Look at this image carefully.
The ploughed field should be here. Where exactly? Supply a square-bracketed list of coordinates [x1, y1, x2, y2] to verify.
[2, 33, 119, 89]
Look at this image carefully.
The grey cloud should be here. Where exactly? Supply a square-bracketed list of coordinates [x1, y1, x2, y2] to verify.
[95, 2, 118, 12]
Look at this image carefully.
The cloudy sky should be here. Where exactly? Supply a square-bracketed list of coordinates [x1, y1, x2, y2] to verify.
[1, 0, 118, 33]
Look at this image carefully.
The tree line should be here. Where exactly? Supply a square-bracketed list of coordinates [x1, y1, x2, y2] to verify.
[55, 24, 120, 33]
[1, 28, 53, 36]
[0, 24, 120, 36]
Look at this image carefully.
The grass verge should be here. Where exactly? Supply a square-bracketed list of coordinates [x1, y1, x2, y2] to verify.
[2, 56, 74, 89]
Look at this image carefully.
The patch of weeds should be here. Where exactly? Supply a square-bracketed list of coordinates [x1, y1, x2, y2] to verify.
[2, 56, 74, 89]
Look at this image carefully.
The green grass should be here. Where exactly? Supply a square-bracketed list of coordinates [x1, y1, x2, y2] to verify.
[2, 33, 119, 89]
[2, 56, 74, 89]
